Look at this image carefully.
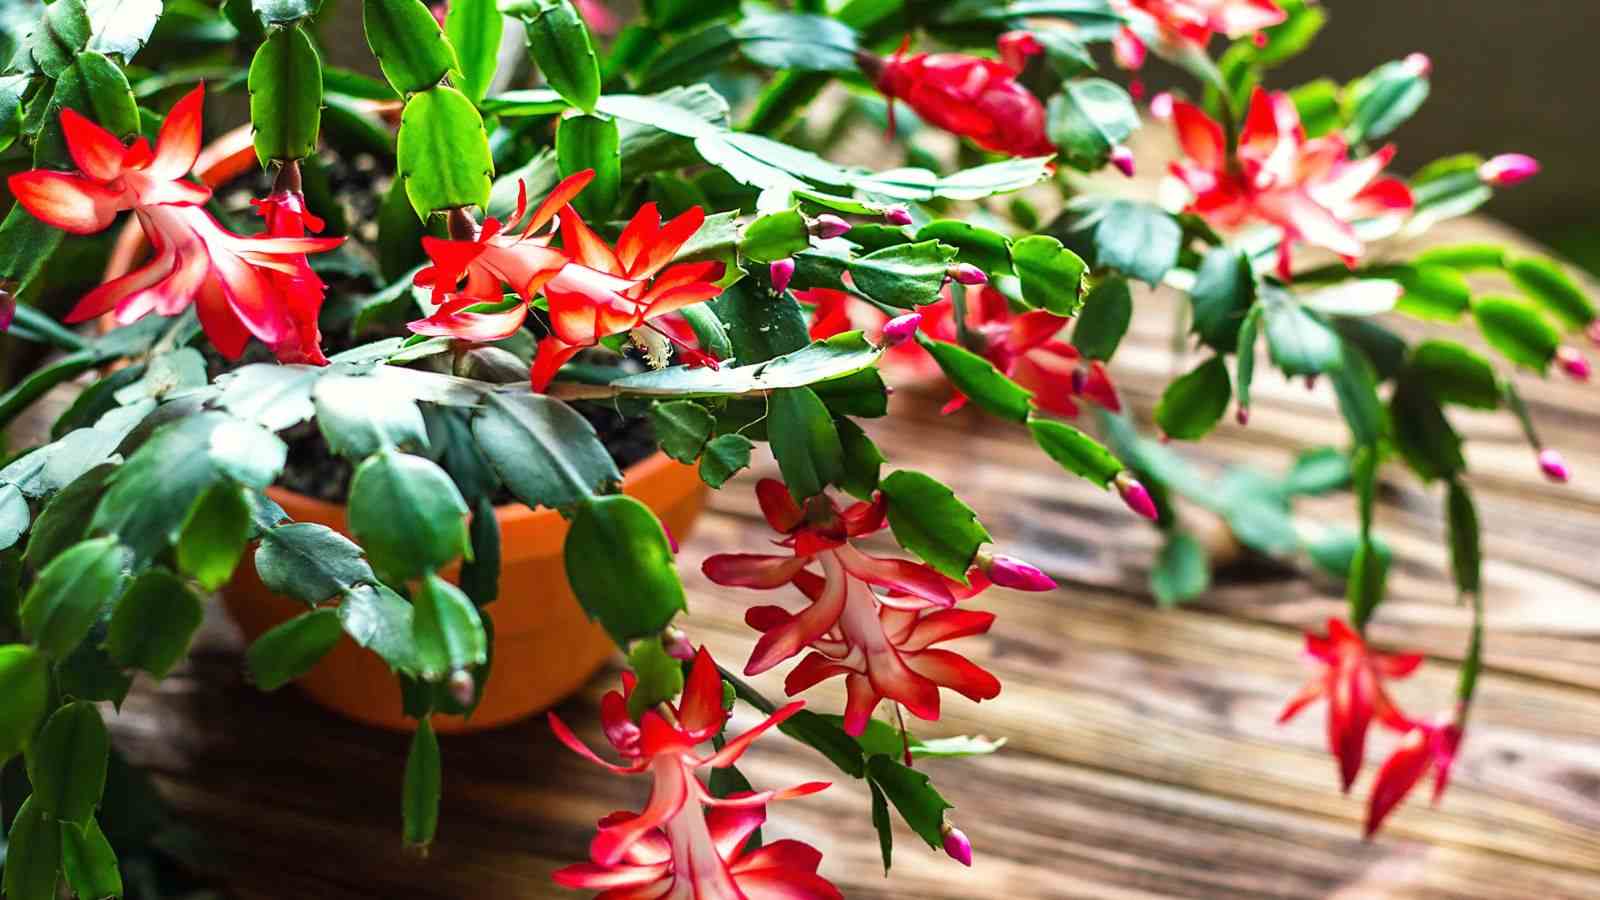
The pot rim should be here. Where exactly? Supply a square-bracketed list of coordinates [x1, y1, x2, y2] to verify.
[268, 447, 683, 526]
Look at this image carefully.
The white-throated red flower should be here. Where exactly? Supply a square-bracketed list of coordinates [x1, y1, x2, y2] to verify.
[549, 649, 838, 898]
[864, 35, 1054, 158]
[704, 480, 1020, 736]
[6, 85, 344, 360]
[1114, 0, 1287, 69]
[1167, 87, 1414, 280]
[1279, 617, 1423, 792]
[1365, 709, 1463, 838]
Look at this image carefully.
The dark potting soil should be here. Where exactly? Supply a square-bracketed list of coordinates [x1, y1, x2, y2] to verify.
[274, 402, 658, 505]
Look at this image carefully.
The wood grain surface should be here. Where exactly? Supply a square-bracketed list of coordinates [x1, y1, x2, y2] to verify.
[10, 210, 1600, 899]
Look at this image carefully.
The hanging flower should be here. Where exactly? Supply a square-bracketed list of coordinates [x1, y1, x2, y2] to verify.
[703, 480, 1034, 735]
[1279, 617, 1423, 792]
[549, 649, 838, 898]
[862, 35, 1054, 158]
[1114, 0, 1287, 69]
[7, 86, 344, 360]
[1365, 709, 1463, 838]
[1167, 87, 1414, 280]
[250, 162, 333, 365]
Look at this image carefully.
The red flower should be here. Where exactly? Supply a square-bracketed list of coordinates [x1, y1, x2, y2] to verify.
[555, 804, 841, 899]
[6, 85, 343, 360]
[704, 480, 1013, 736]
[868, 36, 1054, 158]
[905, 288, 1118, 418]
[1114, 0, 1286, 68]
[549, 650, 838, 898]
[1168, 88, 1414, 280]
[1279, 618, 1422, 792]
[1365, 710, 1463, 838]
[250, 172, 332, 365]
[408, 182, 725, 391]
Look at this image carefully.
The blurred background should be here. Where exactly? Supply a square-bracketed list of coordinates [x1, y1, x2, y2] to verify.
[1277, 0, 1599, 270]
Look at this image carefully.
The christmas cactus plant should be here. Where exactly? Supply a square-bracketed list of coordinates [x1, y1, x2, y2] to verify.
[0, 0, 1590, 895]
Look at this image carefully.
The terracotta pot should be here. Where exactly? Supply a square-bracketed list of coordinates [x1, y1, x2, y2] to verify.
[102, 122, 708, 733]
[224, 455, 706, 733]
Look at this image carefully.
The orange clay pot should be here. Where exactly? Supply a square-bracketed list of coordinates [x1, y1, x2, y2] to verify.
[103, 121, 708, 733]
[224, 456, 706, 733]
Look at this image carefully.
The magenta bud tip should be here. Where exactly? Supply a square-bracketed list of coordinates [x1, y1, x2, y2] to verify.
[1070, 367, 1088, 396]
[942, 826, 973, 867]
[448, 669, 476, 707]
[769, 258, 795, 294]
[812, 214, 852, 239]
[1404, 51, 1432, 77]
[884, 205, 913, 226]
[1110, 145, 1136, 178]
[882, 312, 923, 347]
[1236, 405, 1250, 426]
[1557, 346, 1591, 382]
[1479, 153, 1540, 187]
[1252, 30, 1268, 48]
[1115, 471, 1159, 520]
[1538, 449, 1571, 483]
[662, 628, 695, 661]
[0, 290, 13, 334]
[983, 553, 1057, 591]
[948, 263, 988, 286]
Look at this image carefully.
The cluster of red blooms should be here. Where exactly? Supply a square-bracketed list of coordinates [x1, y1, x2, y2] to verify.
[1281, 618, 1463, 837]
[406, 171, 726, 390]
[703, 480, 1056, 736]
[6, 86, 344, 363]
[549, 649, 843, 899]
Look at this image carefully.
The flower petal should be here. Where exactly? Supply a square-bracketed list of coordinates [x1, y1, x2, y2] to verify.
[148, 84, 205, 181]
[60, 108, 128, 182]
[7, 170, 125, 234]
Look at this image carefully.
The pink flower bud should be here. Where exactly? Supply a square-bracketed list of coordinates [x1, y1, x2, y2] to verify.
[1478, 153, 1540, 187]
[1149, 92, 1175, 120]
[1538, 448, 1571, 483]
[980, 552, 1057, 591]
[769, 257, 795, 294]
[448, 669, 476, 707]
[884, 205, 913, 226]
[1128, 78, 1145, 102]
[942, 825, 973, 867]
[881, 312, 923, 346]
[1253, 30, 1269, 48]
[811, 214, 852, 239]
[1403, 52, 1432, 78]
[1556, 346, 1591, 381]
[1114, 471, 1158, 521]
[1236, 405, 1250, 426]
[948, 263, 988, 286]
[662, 627, 695, 661]
[1110, 144, 1136, 178]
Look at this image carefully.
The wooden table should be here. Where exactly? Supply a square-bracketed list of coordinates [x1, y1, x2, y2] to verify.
[13, 211, 1600, 899]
